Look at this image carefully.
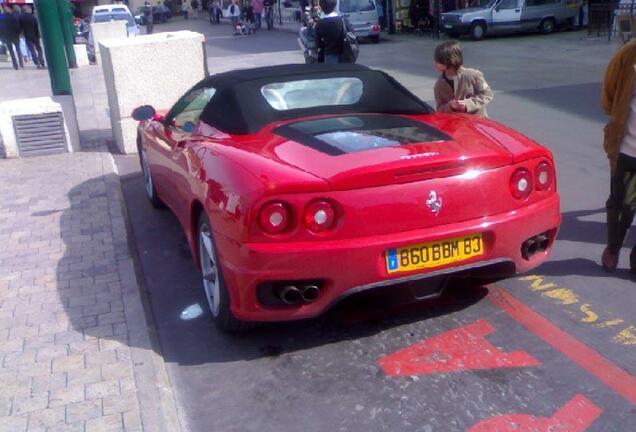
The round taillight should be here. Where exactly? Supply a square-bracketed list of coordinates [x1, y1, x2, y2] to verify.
[303, 200, 336, 232]
[258, 202, 291, 235]
[510, 168, 532, 200]
[535, 162, 553, 191]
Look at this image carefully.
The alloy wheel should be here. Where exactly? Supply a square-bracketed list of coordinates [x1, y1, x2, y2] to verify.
[199, 225, 221, 317]
[141, 150, 153, 199]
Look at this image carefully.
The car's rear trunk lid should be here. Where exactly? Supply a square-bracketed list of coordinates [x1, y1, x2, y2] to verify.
[271, 114, 513, 190]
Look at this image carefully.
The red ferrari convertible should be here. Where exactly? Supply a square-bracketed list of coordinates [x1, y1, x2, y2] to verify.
[133, 64, 560, 331]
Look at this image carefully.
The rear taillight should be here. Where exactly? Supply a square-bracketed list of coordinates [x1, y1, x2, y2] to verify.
[535, 161, 553, 191]
[303, 200, 336, 232]
[258, 202, 291, 235]
[510, 168, 532, 200]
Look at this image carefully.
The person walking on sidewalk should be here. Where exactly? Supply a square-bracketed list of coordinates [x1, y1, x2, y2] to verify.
[601, 40, 636, 273]
[315, 0, 353, 63]
[143, 1, 154, 34]
[18, 5, 44, 68]
[252, 0, 263, 30]
[181, 0, 189, 19]
[208, 0, 221, 23]
[433, 40, 493, 117]
[228, 0, 241, 34]
[263, 0, 274, 30]
[191, 0, 200, 18]
[0, 5, 22, 70]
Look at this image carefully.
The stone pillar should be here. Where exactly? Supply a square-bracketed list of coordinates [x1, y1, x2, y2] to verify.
[99, 31, 206, 154]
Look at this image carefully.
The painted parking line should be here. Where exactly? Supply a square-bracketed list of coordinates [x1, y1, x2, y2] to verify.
[378, 319, 540, 376]
[469, 394, 602, 432]
[518, 275, 636, 345]
[488, 285, 636, 406]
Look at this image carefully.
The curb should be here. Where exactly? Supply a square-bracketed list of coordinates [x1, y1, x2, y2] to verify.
[105, 152, 183, 432]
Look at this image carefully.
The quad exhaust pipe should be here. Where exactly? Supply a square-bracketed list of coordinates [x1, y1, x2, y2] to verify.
[521, 233, 550, 260]
[276, 284, 321, 305]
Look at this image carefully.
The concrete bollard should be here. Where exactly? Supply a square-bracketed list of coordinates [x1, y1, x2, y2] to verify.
[90, 20, 127, 64]
[99, 31, 206, 154]
[73, 44, 90, 67]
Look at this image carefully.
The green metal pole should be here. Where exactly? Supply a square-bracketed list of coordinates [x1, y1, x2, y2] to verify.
[35, 0, 72, 95]
[56, 0, 77, 68]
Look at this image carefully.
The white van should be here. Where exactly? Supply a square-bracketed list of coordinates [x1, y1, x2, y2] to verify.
[87, 4, 140, 61]
[337, 0, 381, 42]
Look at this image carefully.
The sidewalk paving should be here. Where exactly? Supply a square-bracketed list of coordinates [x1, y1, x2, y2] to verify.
[0, 64, 179, 431]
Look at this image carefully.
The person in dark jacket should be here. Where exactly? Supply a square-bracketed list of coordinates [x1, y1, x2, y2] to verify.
[18, 5, 44, 68]
[314, 0, 352, 64]
[0, 5, 22, 69]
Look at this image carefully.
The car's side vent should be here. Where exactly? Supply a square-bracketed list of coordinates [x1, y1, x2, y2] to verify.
[12, 112, 67, 157]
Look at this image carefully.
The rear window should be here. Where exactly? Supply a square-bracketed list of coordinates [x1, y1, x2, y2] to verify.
[340, 0, 376, 13]
[93, 13, 134, 26]
[274, 115, 450, 156]
[261, 78, 363, 111]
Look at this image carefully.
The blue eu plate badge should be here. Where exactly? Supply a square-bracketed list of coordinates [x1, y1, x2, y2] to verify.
[386, 249, 398, 271]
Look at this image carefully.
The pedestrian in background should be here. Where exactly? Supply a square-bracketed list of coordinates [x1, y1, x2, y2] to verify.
[181, 0, 189, 19]
[433, 40, 493, 117]
[263, 0, 274, 30]
[601, 40, 636, 273]
[227, 0, 241, 34]
[18, 5, 45, 69]
[191, 0, 199, 18]
[144, 1, 154, 34]
[315, 0, 353, 63]
[0, 5, 22, 70]
[252, 0, 263, 30]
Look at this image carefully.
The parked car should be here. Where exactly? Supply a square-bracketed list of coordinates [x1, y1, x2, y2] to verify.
[87, 4, 139, 61]
[132, 64, 560, 332]
[441, 0, 580, 40]
[338, 0, 381, 41]
[134, 5, 172, 25]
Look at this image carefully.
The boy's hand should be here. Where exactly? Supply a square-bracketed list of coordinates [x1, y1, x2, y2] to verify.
[449, 99, 466, 112]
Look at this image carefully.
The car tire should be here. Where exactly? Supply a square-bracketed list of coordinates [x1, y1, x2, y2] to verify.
[138, 136, 164, 208]
[539, 18, 555, 34]
[197, 212, 253, 332]
[369, 35, 380, 43]
[470, 22, 486, 41]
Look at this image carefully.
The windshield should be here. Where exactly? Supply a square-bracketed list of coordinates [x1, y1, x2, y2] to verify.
[469, 0, 497, 7]
[93, 13, 135, 26]
[339, 0, 376, 13]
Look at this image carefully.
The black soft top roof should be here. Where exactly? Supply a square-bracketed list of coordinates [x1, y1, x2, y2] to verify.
[188, 64, 433, 135]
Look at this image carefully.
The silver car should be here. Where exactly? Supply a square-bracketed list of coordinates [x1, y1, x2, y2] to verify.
[441, 0, 580, 40]
[337, 0, 382, 42]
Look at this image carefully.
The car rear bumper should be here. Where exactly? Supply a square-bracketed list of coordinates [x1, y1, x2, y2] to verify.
[353, 24, 381, 38]
[216, 194, 560, 321]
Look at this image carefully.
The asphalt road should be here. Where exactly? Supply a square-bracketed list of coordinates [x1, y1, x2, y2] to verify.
[116, 18, 636, 432]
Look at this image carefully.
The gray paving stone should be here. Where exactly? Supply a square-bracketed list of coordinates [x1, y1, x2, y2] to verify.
[0, 415, 27, 432]
[85, 413, 124, 432]
[66, 400, 103, 424]
[11, 392, 48, 416]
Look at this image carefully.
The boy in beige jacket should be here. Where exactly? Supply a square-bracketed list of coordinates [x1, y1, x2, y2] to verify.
[433, 40, 493, 117]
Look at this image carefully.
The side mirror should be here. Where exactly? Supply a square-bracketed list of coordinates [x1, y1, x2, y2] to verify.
[131, 105, 156, 121]
[182, 121, 196, 133]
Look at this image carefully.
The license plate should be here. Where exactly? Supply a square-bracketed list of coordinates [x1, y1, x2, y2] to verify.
[385, 234, 483, 274]
[444, 24, 452, 28]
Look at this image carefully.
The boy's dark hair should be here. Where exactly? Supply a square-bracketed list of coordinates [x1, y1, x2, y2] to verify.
[434, 40, 463, 70]
[320, 0, 336, 14]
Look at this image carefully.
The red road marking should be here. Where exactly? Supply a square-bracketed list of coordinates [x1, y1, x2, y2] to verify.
[378, 319, 540, 376]
[468, 394, 602, 432]
[489, 285, 636, 406]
